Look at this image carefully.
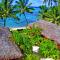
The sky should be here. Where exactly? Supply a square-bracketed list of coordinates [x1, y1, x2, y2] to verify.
[13, 0, 55, 7]
[0, 0, 44, 7]
[28, 0, 44, 7]
[13, 0, 44, 7]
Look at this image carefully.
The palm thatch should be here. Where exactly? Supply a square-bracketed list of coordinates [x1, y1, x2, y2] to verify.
[0, 27, 23, 60]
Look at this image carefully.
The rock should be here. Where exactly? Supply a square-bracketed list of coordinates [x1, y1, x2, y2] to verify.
[40, 58, 54, 60]
[32, 46, 39, 53]
[0, 27, 23, 60]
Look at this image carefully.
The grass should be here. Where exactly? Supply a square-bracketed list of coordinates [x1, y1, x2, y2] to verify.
[11, 27, 60, 60]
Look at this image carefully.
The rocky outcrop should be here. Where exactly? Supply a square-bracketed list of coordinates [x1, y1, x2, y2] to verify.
[28, 20, 60, 46]
[0, 27, 23, 60]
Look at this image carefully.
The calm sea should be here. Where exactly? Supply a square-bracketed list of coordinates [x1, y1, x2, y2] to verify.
[0, 7, 40, 27]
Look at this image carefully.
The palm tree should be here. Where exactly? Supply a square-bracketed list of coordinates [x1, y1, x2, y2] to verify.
[15, 0, 34, 26]
[57, 0, 60, 5]
[42, 6, 60, 25]
[54, 0, 58, 6]
[39, 0, 60, 25]
[38, 5, 48, 19]
[0, 0, 19, 27]
[43, 0, 57, 7]
[43, 0, 52, 6]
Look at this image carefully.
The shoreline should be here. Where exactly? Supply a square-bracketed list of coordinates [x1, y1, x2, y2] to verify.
[10, 27, 26, 31]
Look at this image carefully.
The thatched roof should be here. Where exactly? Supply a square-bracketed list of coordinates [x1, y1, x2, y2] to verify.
[28, 20, 60, 45]
[0, 27, 23, 60]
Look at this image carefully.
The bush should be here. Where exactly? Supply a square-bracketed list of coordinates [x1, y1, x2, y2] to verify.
[11, 28, 43, 55]
[39, 40, 60, 59]
[25, 54, 40, 60]
[11, 28, 60, 59]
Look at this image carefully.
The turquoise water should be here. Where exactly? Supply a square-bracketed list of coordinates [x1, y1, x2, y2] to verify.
[0, 8, 40, 27]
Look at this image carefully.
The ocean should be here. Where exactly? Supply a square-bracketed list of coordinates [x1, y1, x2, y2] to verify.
[0, 7, 40, 27]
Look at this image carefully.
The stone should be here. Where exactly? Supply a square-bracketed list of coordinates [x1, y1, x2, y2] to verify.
[32, 46, 39, 53]
[40, 58, 54, 60]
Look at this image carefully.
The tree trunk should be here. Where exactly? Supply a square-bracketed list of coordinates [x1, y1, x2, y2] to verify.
[23, 13, 29, 26]
[4, 19, 6, 27]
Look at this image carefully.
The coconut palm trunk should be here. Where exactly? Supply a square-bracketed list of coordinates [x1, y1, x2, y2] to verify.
[23, 13, 29, 26]
[4, 18, 6, 27]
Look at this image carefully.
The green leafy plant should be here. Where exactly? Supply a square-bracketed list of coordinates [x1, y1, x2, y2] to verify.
[22, 27, 43, 46]
[43, 6, 60, 25]
[11, 28, 60, 59]
[12, 30, 32, 55]
[11, 28, 43, 55]
[39, 40, 60, 59]
[38, 5, 60, 25]
[11, 31, 21, 45]
[38, 5, 48, 19]
[25, 54, 40, 60]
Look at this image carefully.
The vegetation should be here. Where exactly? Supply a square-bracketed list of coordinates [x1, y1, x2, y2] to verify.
[12, 28, 42, 55]
[43, 0, 57, 7]
[38, 0, 60, 25]
[11, 27, 60, 60]
[1, 0, 60, 26]
[0, 0, 19, 26]
[0, 0, 34, 26]
[39, 40, 60, 59]
[15, 0, 34, 25]
[0, 0, 60, 60]
[25, 54, 40, 60]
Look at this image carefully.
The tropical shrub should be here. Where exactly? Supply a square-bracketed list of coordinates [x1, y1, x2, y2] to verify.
[11, 27, 60, 59]
[11, 28, 43, 55]
[12, 30, 32, 55]
[39, 40, 60, 59]
[25, 54, 40, 60]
